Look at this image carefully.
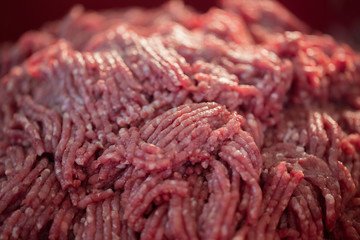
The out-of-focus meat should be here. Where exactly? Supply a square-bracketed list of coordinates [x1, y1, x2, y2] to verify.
[220, 0, 310, 43]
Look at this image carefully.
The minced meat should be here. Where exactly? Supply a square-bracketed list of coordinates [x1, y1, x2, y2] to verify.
[0, 0, 360, 239]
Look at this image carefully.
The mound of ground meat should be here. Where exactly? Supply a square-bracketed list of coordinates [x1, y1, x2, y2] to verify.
[1, 0, 360, 239]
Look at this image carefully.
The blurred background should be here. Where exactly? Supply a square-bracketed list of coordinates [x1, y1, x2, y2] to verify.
[1, 0, 360, 48]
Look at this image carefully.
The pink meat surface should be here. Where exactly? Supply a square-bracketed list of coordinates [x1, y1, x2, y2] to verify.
[1, 0, 360, 239]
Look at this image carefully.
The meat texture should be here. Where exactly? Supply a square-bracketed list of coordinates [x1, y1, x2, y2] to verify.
[1, 0, 360, 239]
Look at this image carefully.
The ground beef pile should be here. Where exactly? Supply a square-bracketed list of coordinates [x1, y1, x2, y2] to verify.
[1, 0, 360, 239]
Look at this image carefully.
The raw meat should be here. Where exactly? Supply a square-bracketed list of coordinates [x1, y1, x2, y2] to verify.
[1, 0, 360, 239]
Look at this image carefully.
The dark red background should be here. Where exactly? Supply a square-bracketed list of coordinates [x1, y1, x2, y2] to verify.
[1, 0, 360, 46]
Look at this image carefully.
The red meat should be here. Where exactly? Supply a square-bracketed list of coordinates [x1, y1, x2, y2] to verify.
[0, 0, 360, 239]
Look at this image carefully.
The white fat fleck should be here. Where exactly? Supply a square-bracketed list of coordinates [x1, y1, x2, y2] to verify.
[87, 216, 94, 223]
[218, 77, 235, 85]
[240, 148, 247, 157]
[325, 194, 335, 205]
[328, 63, 336, 72]
[148, 163, 156, 170]
[12, 186, 19, 194]
[66, 58, 73, 65]
[285, 31, 301, 41]
[191, 198, 197, 207]
[168, 70, 176, 80]
[256, 81, 264, 89]
[25, 207, 34, 215]
[307, 194, 313, 201]
[296, 146, 304, 152]
[248, 118, 256, 127]
[283, 131, 292, 142]
[12, 227, 19, 238]
[233, 150, 240, 158]
[116, 164, 127, 169]
[128, 105, 134, 114]
[201, 161, 209, 169]
[221, 225, 229, 237]
[303, 66, 315, 73]
[153, 100, 160, 107]
[232, 236, 243, 240]
[306, 48, 315, 57]
[142, 105, 152, 113]
[270, 93, 279, 100]
[37, 223, 42, 230]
